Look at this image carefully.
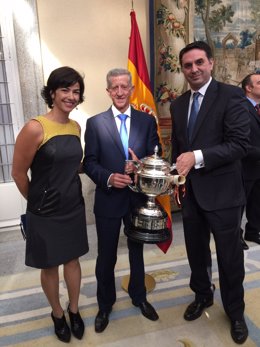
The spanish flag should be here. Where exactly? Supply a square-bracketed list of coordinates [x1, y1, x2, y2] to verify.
[128, 10, 172, 253]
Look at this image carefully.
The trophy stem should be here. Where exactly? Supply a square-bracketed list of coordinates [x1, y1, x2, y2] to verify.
[146, 196, 156, 209]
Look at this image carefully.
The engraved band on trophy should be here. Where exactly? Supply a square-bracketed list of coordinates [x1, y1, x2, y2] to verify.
[124, 146, 186, 244]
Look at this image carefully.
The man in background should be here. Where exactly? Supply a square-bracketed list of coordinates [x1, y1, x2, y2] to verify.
[240, 73, 260, 248]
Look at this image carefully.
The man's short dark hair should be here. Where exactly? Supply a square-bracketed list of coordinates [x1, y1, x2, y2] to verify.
[241, 72, 260, 91]
[179, 41, 213, 66]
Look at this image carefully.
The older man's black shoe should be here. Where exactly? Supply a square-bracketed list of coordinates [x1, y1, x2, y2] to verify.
[244, 233, 260, 245]
[135, 301, 159, 321]
[95, 310, 110, 333]
[230, 318, 248, 344]
[184, 299, 213, 321]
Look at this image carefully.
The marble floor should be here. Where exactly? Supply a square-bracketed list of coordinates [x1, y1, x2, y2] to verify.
[0, 212, 260, 347]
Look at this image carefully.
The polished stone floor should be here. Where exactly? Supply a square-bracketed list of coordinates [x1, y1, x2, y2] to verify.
[0, 212, 260, 347]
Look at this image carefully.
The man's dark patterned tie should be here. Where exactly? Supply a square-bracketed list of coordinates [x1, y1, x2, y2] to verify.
[188, 92, 200, 142]
[255, 104, 260, 116]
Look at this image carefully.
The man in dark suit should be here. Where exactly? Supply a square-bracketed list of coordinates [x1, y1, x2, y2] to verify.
[240, 73, 260, 246]
[170, 41, 250, 344]
[83, 68, 160, 333]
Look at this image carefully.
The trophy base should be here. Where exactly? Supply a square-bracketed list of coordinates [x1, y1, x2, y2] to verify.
[125, 202, 171, 244]
[124, 224, 171, 244]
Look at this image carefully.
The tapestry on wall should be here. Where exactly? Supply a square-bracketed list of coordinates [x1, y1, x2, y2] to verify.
[150, 0, 260, 162]
[193, 0, 260, 85]
[149, 0, 189, 163]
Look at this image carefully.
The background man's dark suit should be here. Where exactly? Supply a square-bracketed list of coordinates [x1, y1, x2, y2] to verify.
[242, 99, 260, 239]
[83, 107, 159, 312]
[170, 79, 250, 321]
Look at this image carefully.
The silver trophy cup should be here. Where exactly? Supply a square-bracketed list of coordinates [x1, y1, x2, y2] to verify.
[124, 146, 185, 243]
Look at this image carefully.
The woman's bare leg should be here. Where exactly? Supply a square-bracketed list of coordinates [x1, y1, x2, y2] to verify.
[41, 266, 63, 317]
[64, 258, 81, 313]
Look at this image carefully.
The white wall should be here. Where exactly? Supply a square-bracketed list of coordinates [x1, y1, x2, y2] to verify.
[37, 0, 150, 119]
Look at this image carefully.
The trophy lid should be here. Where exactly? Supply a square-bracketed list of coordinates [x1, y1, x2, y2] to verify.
[139, 146, 172, 175]
[141, 145, 170, 166]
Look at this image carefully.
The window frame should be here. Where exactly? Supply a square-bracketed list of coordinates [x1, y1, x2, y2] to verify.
[0, 0, 24, 183]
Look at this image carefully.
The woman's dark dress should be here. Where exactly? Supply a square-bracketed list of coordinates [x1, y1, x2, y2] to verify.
[25, 116, 89, 269]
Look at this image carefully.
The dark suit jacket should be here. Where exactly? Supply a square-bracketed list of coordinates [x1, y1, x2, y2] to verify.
[242, 99, 260, 181]
[170, 79, 250, 211]
[83, 107, 160, 218]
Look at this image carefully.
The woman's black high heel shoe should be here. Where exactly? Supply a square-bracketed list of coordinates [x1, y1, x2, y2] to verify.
[67, 305, 85, 339]
[51, 312, 71, 343]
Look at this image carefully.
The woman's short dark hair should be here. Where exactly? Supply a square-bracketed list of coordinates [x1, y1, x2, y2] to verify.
[179, 41, 213, 66]
[41, 66, 85, 108]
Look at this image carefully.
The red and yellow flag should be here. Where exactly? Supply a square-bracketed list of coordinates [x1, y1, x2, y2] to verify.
[128, 10, 172, 253]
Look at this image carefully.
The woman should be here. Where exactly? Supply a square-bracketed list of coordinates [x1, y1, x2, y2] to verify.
[12, 66, 89, 343]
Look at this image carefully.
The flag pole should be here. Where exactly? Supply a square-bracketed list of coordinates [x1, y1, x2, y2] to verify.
[121, 6, 158, 294]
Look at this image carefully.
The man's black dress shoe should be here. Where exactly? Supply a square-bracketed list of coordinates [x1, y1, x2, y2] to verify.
[135, 301, 159, 321]
[240, 237, 249, 250]
[184, 299, 213, 321]
[244, 233, 260, 245]
[230, 318, 248, 344]
[51, 312, 71, 343]
[95, 310, 110, 333]
[67, 305, 85, 339]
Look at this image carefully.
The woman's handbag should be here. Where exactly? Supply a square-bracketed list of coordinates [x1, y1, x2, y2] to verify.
[20, 214, 27, 240]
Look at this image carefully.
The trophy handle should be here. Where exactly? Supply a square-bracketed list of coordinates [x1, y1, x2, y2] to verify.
[125, 160, 141, 173]
[133, 160, 141, 169]
[125, 159, 141, 193]
[128, 184, 140, 193]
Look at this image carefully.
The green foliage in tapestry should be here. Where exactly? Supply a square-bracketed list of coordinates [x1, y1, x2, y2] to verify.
[195, 0, 234, 54]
